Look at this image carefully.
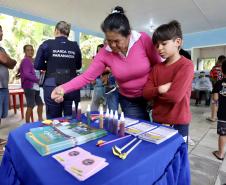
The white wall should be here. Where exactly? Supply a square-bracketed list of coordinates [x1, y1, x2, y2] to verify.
[200, 46, 226, 58]
[191, 48, 200, 70]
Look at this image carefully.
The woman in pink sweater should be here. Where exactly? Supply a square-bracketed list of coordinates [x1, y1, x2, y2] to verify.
[51, 6, 160, 120]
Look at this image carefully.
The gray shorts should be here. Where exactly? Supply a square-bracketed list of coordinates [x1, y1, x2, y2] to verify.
[217, 121, 226, 136]
[0, 88, 9, 118]
[24, 88, 43, 108]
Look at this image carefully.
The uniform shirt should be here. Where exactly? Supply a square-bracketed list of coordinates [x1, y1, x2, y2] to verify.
[34, 36, 82, 87]
[143, 56, 194, 124]
[62, 31, 161, 97]
[212, 78, 226, 121]
[0, 47, 9, 88]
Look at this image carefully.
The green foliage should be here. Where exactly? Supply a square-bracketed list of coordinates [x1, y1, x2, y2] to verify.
[202, 58, 216, 71]
[0, 13, 104, 82]
[82, 58, 92, 71]
[80, 33, 103, 71]
[0, 13, 54, 84]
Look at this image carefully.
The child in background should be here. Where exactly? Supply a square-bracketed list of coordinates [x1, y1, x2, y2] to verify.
[101, 68, 119, 111]
[212, 59, 226, 161]
[207, 55, 226, 122]
[90, 44, 105, 111]
[143, 20, 194, 142]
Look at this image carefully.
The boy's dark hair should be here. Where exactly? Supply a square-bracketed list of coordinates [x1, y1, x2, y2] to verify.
[217, 55, 226, 65]
[152, 20, 183, 45]
[101, 6, 131, 37]
[222, 59, 226, 74]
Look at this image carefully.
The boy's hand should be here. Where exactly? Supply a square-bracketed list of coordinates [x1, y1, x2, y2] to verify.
[158, 82, 172, 94]
[51, 86, 65, 103]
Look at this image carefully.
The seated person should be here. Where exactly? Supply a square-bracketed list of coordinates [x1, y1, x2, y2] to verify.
[194, 71, 212, 105]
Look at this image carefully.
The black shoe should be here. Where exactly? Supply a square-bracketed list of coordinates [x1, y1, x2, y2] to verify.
[105, 86, 116, 95]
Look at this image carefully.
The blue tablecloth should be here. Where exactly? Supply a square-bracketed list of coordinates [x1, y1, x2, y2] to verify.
[0, 122, 190, 185]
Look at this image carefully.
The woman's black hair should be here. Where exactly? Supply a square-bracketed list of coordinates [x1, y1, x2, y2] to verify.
[23, 44, 33, 52]
[152, 20, 183, 45]
[101, 6, 131, 37]
[222, 59, 226, 74]
[96, 44, 104, 53]
[217, 55, 226, 65]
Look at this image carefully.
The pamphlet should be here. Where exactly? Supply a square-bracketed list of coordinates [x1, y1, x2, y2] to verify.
[124, 117, 139, 127]
[53, 147, 108, 181]
[125, 122, 157, 136]
[139, 126, 178, 144]
[52, 147, 91, 167]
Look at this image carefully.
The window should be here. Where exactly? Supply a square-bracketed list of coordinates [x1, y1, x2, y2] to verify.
[0, 13, 55, 84]
[197, 58, 216, 71]
[79, 33, 104, 71]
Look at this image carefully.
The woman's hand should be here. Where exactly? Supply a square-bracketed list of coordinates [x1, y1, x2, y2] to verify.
[158, 82, 172, 94]
[51, 86, 65, 103]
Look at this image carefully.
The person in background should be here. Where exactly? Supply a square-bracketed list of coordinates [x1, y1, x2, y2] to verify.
[207, 55, 226, 122]
[194, 71, 212, 106]
[179, 48, 191, 60]
[51, 6, 161, 120]
[179, 48, 195, 146]
[19, 45, 43, 122]
[101, 68, 119, 111]
[0, 25, 17, 155]
[212, 59, 226, 161]
[34, 21, 82, 119]
[143, 20, 194, 142]
[91, 44, 105, 111]
[210, 55, 225, 84]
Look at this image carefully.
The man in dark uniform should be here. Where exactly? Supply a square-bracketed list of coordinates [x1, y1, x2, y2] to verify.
[34, 21, 82, 119]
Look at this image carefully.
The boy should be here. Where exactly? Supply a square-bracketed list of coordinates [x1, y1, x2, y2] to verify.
[143, 20, 194, 141]
[212, 59, 226, 160]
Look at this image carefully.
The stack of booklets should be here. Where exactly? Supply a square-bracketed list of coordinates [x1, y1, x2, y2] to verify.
[125, 122, 157, 136]
[26, 126, 75, 156]
[26, 122, 107, 156]
[138, 126, 178, 144]
[53, 147, 108, 181]
[54, 123, 107, 145]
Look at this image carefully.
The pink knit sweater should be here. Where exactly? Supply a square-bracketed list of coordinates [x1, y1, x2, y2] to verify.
[62, 32, 160, 97]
